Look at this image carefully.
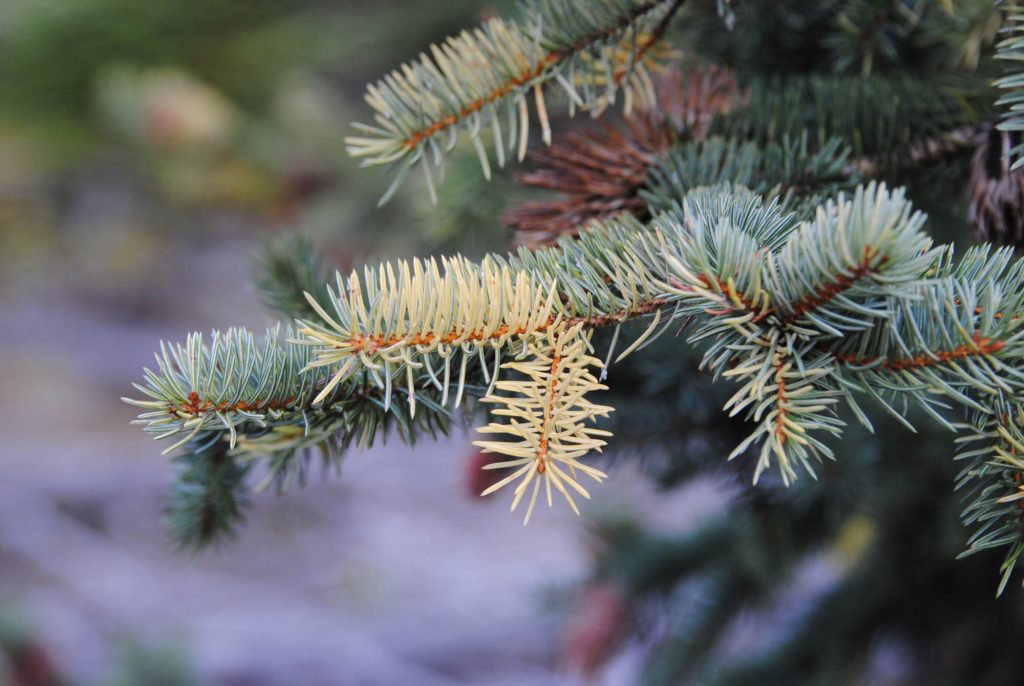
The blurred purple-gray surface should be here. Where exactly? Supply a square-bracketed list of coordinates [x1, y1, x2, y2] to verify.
[0, 231, 723, 684]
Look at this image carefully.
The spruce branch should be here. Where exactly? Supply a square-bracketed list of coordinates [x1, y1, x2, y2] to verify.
[345, 0, 686, 203]
[722, 339, 844, 485]
[662, 183, 937, 483]
[255, 234, 329, 320]
[127, 187, 787, 527]
[129, 183, 1024, 585]
[125, 326, 323, 455]
[956, 402, 1024, 595]
[767, 183, 934, 332]
[125, 325, 483, 496]
[828, 249, 1024, 411]
[825, 0, 929, 76]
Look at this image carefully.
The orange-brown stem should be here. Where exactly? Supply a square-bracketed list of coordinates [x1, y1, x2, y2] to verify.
[670, 274, 770, 321]
[536, 352, 563, 472]
[173, 391, 297, 416]
[338, 298, 667, 355]
[836, 331, 1006, 370]
[170, 299, 667, 418]
[780, 245, 887, 327]
[401, 0, 676, 152]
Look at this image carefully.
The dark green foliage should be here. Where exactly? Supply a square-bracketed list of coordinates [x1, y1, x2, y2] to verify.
[255, 234, 329, 321]
[643, 134, 858, 219]
[825, 0, 938, 75]
[675, 0, 842, 74]
[827, 0, 915, 75]
[956, 402, 1024, 595]
[996, 11, 1024, 168]
[584, 411, 1024, 686]
[166, 435, 249, 550]
[677, 0, 996, 75]
[713, 72, 995, 159]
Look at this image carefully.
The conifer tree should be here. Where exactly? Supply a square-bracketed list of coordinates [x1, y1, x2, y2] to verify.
[127, 1, 1024, 681]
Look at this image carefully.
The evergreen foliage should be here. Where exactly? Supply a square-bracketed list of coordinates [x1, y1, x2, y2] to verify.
[125, 3, 1024, 672]
[996, 10, 1024, 167]
[255, 235, 329, 321]
[166, 435, 250, 550]
[345, 0, 687, 203]
[712, 73, 994, 159]
[644, 134, 857, 218]
[130, 180, 1024, 590]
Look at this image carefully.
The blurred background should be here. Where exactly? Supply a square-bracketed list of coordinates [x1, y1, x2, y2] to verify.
[0, 0, 641, 683]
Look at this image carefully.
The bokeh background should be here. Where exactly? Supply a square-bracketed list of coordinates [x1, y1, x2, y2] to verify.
[0, 1, 719, 683]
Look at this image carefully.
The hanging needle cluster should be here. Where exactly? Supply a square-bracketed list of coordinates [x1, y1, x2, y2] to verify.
[476, 323, 613, 523]
[958, 402, 1024, 595]
[345, 0, 686, 203]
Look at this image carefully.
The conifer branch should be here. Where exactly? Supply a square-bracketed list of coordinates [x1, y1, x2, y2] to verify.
[129, 183, 1024, 586]
[345, 0, 685, 203]
[825, 0, 928, 76]
[166, 435, 249, 550]
[768, 185, 934, 332]
[957, 402, 1024, 595]
[828, 268, 1024, 421]
[255, 235, 329, 321]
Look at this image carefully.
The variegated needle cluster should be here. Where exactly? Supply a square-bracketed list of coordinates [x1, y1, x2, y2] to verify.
[346, 0, 685, 203]
[296, 255, 561, 412]
[294, 260, 619, 521]
[476, 324, 613, 524]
